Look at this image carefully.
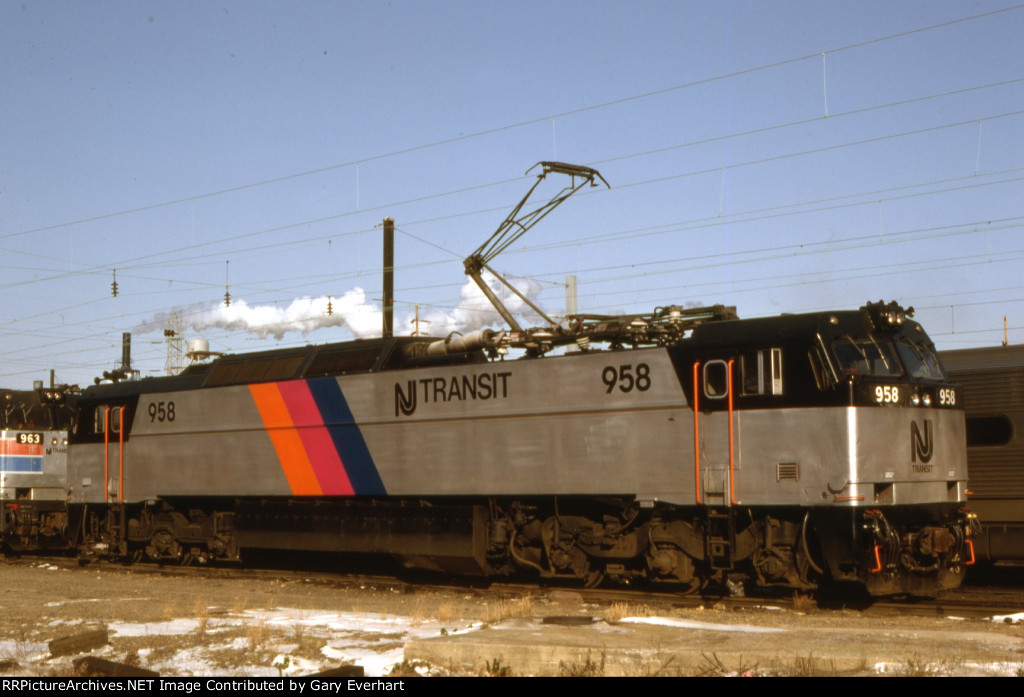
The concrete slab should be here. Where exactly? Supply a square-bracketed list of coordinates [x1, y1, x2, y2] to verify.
[404, 612, 1024, 676]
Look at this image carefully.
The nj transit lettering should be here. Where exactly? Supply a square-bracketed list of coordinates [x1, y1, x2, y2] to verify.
[395, 371, 512, 416]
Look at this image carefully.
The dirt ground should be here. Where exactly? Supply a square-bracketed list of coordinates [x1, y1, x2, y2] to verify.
[1, 558, 1023, 677]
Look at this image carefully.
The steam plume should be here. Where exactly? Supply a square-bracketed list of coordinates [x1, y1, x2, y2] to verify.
[135, 274, 548, 341]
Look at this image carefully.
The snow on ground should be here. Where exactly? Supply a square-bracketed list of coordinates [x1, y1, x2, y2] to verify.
[103, 607, 484, 676]
[3, 580, 1023, 677]
[1, 603, 484, 677]
[992, 612, 1024, 624]
[617, 616, 786, 633]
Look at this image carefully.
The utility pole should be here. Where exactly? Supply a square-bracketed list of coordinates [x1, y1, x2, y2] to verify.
[383, 217, 394, 339]
[565, 275, 578, 317]
[410, 305, 431, 336]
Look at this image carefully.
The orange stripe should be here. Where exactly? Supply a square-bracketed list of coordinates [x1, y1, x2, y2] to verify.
[249, 383, 322, 495]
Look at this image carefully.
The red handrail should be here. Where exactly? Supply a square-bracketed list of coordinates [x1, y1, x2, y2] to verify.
[727, 358, 736, 506]
[692, 361, 701, 505]
[103, 408, 110, 503]
[118, 406, 125, 502]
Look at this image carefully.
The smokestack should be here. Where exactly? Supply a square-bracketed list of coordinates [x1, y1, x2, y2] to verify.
[383, 217, 394, 339]
[121, 332, 132, 371]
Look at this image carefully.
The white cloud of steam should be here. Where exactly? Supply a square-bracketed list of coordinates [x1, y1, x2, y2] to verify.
[134, 273, 549, 341]
[135, 288, 382, 341]
[413, 273, 548, 336]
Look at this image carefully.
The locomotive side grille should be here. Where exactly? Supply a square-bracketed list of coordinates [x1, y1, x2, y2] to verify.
[776, 462, 799, 481]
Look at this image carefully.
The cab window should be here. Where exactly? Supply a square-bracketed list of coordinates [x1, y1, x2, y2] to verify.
[703, 360, 730, 399]
[93, 406, 122, 434]
[741, 348, 783, 395]
[894, 337, 946, 381]
[832, 336, 902, 377]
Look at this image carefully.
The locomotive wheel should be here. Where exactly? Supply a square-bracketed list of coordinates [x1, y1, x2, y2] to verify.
[146, 529, 181, 562]
[682, 575, 706, 595]
[584, 568, 605, 589]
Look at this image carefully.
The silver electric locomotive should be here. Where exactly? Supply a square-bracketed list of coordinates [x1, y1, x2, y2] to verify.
[59, 298, 973, 596]
[6, 163, 978, 596]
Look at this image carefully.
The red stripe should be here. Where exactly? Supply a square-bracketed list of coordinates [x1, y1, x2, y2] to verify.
[277, 381, 355, 495]
[249, 384, 322, 495]
[0, 441, 43, 456]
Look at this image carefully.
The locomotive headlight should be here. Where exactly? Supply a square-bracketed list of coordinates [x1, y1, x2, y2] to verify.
[911, 394, 920, 406]
[884, 309, 905, 327]
[864, 301, 908, 332]
[922, 394, 932, 406]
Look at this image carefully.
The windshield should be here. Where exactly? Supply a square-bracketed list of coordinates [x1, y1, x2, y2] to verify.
[832, 335, 903, 377]
[894, 336, 946, 380]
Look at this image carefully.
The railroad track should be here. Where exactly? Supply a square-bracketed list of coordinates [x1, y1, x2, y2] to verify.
[7, 552, 1021, 623]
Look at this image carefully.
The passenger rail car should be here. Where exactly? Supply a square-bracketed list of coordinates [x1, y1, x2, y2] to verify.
[940, 345, 1024, 562]
[60, 301, 973, 595]
[0, 385, 74, 551]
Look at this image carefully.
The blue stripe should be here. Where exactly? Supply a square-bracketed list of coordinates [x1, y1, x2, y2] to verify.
[1, 456, 43, 473]
[306, 378, 386, 496]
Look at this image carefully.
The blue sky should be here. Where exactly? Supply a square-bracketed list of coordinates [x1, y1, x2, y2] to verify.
[2, 1, 1022, 387]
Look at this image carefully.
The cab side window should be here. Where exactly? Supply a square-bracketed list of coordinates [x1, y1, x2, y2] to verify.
[741, 349, 783, 396]
[93, 406, 122, 434]
[703, 360, 730, 399]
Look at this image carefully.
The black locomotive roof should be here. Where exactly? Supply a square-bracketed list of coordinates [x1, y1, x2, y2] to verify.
[687, 305, 930, 350]
[687, 312, 831, 348]
[0, 387, 74, 430]
[80, 302, 929, 401]
[80, 335, 478, 399]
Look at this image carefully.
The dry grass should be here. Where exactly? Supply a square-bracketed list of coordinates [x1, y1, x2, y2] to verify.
[193, 597, 210, 635]
[245, 620, 271, 651]
[480, 657, 513, 677]
[231, 595, 252, 615]
[691, 652, 759, 677]
[408, 597, 460, 625]
[408, 598, 427, 624]
[603, 602, 652, 622]
[791, 592, 816, 613]
[787, 652, 846, 677]
[435, 600, 458, 624]
[481, 595, 535, 625]
[558, 651, 606, 677]
[894, 654, 962, 677]
[387, 659, 425, 677]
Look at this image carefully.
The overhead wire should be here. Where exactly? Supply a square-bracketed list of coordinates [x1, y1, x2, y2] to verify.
[3, 6, 1022, 377]
[8, 3, 1020, 245]
[7, 102, 1019, 304]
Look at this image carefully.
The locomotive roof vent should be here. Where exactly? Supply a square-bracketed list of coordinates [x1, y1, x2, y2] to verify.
[863, 300, 915, 332]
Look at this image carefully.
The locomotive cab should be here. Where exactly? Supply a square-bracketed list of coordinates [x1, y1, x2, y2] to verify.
[672, 301, 972, 595]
